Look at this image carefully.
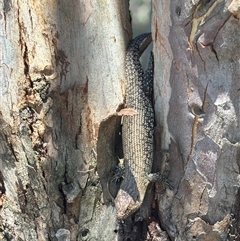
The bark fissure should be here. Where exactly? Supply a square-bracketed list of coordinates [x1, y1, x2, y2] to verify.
[188, 0, 224, 50]
[210, 14, 231, 64]
[0, 171, 6, 211]
[196, 44, 206, 72]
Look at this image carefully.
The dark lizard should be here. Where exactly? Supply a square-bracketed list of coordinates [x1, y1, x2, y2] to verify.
[115, 33, 171, 220]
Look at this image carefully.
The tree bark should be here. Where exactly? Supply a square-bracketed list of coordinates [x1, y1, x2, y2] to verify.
[153, 0, 240, 240]
[0, 0, 130, 240]
[1, 0, 240, 240]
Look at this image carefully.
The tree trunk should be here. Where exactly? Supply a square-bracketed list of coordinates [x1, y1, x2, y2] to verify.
[0, 0, 130, 240]
[154, 0, 240, 240]
[1, 0, 239, 241]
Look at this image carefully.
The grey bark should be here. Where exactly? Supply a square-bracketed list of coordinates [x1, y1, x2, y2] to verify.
[154, 0, 240, 240]
[1, 0, 240, 241]
[0, 0, 130, 240]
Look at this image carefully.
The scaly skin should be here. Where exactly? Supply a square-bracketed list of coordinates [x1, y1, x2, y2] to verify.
[115, 33, 155, 219]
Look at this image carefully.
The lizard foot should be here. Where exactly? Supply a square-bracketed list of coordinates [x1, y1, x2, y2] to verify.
[111, 158, 125, 183]
[148, 173, 173, 190]
[107, 159, 125, 204]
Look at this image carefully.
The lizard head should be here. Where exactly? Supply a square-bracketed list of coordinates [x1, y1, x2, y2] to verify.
[115, 189, 141, 220]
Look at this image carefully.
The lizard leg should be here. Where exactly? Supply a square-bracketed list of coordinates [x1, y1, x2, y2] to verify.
[107, 158, 125, 203]
[110, 158, 125, 183]
[147, 173, 173, 190]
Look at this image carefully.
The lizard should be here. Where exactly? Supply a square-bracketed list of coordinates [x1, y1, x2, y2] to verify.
[114, 33, 171, 220]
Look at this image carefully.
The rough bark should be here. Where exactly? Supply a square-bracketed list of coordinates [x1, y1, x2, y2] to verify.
[1, 0, 240, 240]
[0, 0, 130, 240]
[153, 0, 240, 240]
